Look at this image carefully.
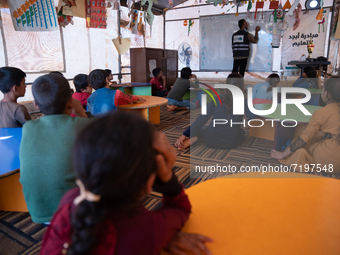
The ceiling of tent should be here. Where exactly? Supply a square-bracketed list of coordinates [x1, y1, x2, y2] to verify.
[120, 0, 188, 15]
[0, 0, 188, 15]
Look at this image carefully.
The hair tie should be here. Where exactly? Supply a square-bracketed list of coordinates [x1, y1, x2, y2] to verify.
[74, 179, 101, 205]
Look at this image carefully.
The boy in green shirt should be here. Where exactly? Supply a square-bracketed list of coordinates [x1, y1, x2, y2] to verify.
[20, 73, 92, 223]
[167, 67, 199, 111]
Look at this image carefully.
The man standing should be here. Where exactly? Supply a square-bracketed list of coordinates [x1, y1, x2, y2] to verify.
[232, 19, 260, 77]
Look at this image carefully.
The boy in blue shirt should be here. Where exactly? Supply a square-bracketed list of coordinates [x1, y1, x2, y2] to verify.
[87, 69, 145, 116]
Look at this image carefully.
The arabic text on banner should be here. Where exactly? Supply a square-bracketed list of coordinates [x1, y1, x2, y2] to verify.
[281, 9, 329, 69]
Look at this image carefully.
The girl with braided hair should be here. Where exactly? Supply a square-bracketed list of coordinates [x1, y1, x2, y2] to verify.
[40, 111, 211, 255]
[271, 76, 340, 176]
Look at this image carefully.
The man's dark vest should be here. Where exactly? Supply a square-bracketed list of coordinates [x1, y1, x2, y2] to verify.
[232, 30, 250, 58]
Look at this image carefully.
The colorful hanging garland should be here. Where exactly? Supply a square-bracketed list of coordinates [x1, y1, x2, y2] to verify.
[316, 0, 324, 20]
[183, 19, 194, 36]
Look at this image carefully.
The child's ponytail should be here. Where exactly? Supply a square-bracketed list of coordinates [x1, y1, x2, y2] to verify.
[68, 201, 107, 255]
[67, 111, 158, 254]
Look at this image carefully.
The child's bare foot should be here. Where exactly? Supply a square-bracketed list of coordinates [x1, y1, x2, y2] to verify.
[178, 139, 191, 150]
[167, 105, 178, 111]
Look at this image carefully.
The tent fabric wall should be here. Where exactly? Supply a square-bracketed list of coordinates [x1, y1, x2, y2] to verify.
[0, 0, 336, 102]
[0, 8, 64, 72]
[0, 6, 163, 102]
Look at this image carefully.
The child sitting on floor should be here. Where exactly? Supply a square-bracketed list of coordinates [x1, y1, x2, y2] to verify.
[0, 67, 31, 128]
[175, 74, 254, 150]
[70, 74, 92, 117]
[292, 66, 319, 89]
[167, 67, 199, 111]
[271, 76, 340, 176]
[150, 68, 168, 97]
[20, 73, 92, 223]
[40, 111, 212, 255]
[87, 69, 145, 116]
[252, 73, 280, 104]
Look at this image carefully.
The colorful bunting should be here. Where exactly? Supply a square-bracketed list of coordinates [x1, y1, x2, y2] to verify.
[282, 0, 291, 9]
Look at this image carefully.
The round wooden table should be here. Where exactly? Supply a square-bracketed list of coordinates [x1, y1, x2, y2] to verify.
[118, 95, 168, 124]
[163, 172, 340, 255]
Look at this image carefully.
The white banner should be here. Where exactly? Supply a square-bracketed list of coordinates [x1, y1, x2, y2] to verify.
[281, 9, 329, 69]
[8, 0, 58, 31]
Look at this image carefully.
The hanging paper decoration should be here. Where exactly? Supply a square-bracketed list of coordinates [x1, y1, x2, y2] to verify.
[130, 10, 138, 34]
[8, 0, 59, 31]
[141, 0, 157, 25]
[106, 0, 113, 8]
[232, 0, 244, 7]
[316, 9, 323, 20]
[247, 0, 252, 17]
[183, 20, 188, 26]
[272, 3, 284, 48]
[235, 5, 239, 16]
[112, 0, 120, 9]
[277, 4, 284, 18]
[107, 0, 119, 9]
[254, 1, 264, 19]
[169, 0, 173, 5]
[86, 0, 107, 28]
[188, 19, 194, 36]
[112, 37, 131, 55]
[292, 3, 302, 31]
[55, 0, 75, 28]
[318, 17, 325, 33]
[233, 0, 244, 16]
[57, 0, 86, 19]
[269, 1, 279, 9]
[247, 0, 252, 11]
[287, 0, 299, 16]
[126, 0, 134, 14]
[58, 7, 74, 28]
[206, 0, 225, 7]
[282, 0, 291, 9]
[219, 0, 227, 8]
[316, 0, 324, 20]
[138, 11, 143, 32]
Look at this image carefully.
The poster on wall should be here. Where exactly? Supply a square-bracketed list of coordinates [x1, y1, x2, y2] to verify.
[8, 0, 58, 31]
[281, 8, 329, 69]
[86, 0, 107, 29]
